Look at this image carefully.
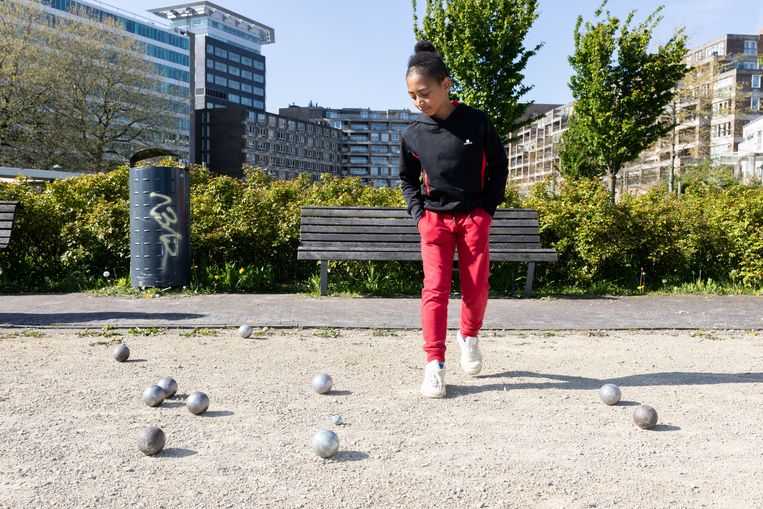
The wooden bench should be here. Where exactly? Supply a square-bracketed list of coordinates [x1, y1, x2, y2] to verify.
[0, 201, 20, 250]
[298, 206, 557, 297]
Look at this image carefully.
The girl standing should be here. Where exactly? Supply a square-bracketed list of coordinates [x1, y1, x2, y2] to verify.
[399, 41, 509, 398]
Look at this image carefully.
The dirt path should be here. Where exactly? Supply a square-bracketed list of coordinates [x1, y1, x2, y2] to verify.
[1, 328, 761, 509]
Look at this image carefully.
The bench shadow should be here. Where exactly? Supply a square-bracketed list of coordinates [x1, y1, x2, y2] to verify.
[446, 370, 763, 398]
[0, 312, 205, 326]
[156, 448, 197, 458]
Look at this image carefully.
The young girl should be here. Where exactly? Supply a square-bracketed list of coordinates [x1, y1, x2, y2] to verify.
[399, 40, 509, 398]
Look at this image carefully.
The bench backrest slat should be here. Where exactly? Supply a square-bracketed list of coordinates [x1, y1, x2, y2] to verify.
[0, 201, 20, 250]
[300, 206, 539, 219]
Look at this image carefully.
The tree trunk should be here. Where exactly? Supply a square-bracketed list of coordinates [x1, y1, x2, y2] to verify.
[607, 169, 617, 203]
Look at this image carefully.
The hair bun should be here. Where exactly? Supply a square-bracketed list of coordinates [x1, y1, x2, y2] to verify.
[414, 40, 437, 54]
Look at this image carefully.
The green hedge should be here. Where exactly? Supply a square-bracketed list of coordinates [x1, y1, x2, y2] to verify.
[0, 165, 760, 294]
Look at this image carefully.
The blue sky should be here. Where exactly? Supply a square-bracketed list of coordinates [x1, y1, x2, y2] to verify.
[105, 0, 763, 112]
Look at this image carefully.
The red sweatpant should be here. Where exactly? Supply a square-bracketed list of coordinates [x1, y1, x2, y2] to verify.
[417, 206, 492, 363]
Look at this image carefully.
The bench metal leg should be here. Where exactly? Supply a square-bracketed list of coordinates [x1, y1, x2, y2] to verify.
[320, 260, 328, 296]
[523, 262, 535, 298]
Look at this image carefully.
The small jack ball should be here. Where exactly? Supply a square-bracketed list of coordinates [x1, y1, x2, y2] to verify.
[599, 383, 622, 405]
[137, 426, 165, 456]
[113, 344, 130, 362]
[186, 391, 209, 415]
[311, 429, 339, 458]
[238, 324, 253, 338]
[633, 404, 658, 430]
[332, 414, 343, 426]
[143, 385, 165, 407]
[312, 373, 332, 394]
[157, 377, 178, 398]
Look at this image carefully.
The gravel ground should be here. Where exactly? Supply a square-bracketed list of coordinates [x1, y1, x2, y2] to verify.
[1, 327, 762, 509]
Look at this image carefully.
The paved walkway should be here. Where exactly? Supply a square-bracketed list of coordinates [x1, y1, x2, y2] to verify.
[0, 293, 760, 329]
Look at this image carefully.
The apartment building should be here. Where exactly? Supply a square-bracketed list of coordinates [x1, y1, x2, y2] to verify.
[280, 105, 416, 187]
[505, 103, 567, 193]
[193, 107, 343, 179]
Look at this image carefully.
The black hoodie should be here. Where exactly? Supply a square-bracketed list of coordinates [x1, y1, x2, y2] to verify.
[398, 102, 509, 225]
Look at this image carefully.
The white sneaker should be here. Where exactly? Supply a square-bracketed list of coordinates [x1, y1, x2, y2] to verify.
[420, 360, 446, 398]
[457, 331, 482, 375]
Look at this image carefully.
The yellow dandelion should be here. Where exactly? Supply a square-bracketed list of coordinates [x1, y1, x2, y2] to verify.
[214, 275, 221, 280]
[239, 267, 245, 274]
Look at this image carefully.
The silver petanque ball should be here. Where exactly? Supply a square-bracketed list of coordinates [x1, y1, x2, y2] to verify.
[143, 385, 165, 407]
[137, 426, 165, 456]
[633, 404, 659, 430]
[599, 383, 622, 405]
[157, 377, 178, 398]
[238, 324, 253, 338]
[311, 429, 339, 458]
[186, 391, 210, 415]
[312, 373, 333, 394]
[112, 344, 130, 362]
[331, 414, 343, 426]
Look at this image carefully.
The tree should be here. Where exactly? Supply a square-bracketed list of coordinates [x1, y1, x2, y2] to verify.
[412, 0, 542, 137]
[0, 1, 59, 162]
[0, 2, 180, 171]
[567, 1, 689, 201]
[558, 113, 601, 179]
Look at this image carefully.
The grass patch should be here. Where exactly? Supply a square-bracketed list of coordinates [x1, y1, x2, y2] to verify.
[371, 328, 399, 337]
[179, 328, 219, 337]
[313, 327, 340, 338]
[0, 329, 46, 338]
[128, 327, 165, 336]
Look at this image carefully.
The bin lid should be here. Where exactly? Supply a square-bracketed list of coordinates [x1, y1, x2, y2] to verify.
[130, 148, 184, 168]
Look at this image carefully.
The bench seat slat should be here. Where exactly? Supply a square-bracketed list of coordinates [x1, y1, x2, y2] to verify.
[300, 225, 541, 235]
[0, 230, 11, 238]
[299, 243, 554, 252]
[298, 251, 559, 262]
[0, 203, 19, 213]
[0, 212, 17, 221]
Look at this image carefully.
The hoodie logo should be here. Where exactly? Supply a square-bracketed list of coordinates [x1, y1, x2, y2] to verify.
[464, 139, 473, 145]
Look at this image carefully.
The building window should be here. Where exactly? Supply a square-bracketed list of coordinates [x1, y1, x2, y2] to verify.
[241, 70, 253, 80]
[229, 51, 240, 63]
[753, 75, 761, 89]
[229, 94, 240, 104]
[229, 66, 241, 77]
[241, 83, 252, 93]
[752, 97, 760, 112]
[215, 76, 227, 87]
[229, 80, 240, 90]
[241, 97, 252, 106]
[215, 47, 227, 59]
[215, 61, 227, 72]
[206, 59, 213, 68]
[744, 40, 757, 56]
[206, 74, 213, 83]
[242, 56, 253, 67]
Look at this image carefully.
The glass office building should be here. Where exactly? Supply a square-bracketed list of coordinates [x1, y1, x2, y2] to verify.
[38, 0, 192, 158]
[150, 2, 274, 111]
